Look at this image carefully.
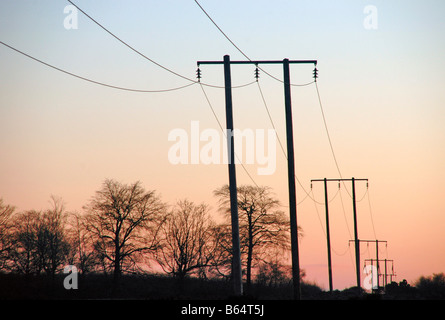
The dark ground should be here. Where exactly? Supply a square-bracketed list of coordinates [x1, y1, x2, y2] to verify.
[0, 273, 440, 300]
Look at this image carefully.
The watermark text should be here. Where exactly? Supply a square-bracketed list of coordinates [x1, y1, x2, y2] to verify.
[168, 121, 277, 175]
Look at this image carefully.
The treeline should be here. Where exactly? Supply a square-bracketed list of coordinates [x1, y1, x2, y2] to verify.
[0, 179, 296, 293]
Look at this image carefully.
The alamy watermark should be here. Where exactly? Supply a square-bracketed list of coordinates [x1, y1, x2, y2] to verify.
[62, 4, 378, 31]
[64, 5, 78, 30]
[363, 265, 378, 290]
[63, 265, 78, 290]
[168, 121, 277, 175]
[363, 5, 378, 30]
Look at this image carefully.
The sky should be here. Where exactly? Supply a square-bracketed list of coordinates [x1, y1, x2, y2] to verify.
[1, 0, 444, 291]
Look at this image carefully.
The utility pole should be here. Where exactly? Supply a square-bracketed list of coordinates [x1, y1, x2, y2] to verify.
[383, 259, 395, 288]
[223, 55, 243, 296]
[351, 177, 361, 292]
[351, 239, 387, 290]
[312, 178, 367, 291]
[365, 259, 394, 288]
[376, 240, 379, 288]
[283, 58, 300, 301]
[310, 178, 333, 293]
[197, 56, 317, 300]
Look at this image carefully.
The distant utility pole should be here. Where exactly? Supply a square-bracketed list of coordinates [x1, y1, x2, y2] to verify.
[312, 178, 368, 291]
[310, 178, 334, 293]
[350, 239, 387, 289]
[197, 55, 317, 300]
[365, 259, 395, 288]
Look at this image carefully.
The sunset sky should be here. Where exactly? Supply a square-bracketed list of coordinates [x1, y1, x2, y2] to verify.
[1, 0, 444, 290]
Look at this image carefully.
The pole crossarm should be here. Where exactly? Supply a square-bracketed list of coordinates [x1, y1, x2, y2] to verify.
[349, 240, 387, 244]
[365, 259, 394, 263]
[311, 178, 368, 182]
[198, 60, 317, 66]
[365, 259, 395, 287]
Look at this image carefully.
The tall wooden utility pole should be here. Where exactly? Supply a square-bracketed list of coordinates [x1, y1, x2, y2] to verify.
[222, 55, 243, 296]
[197, 55, 317, 299]
[282, 58, 301, 300]
[351, 177, 361, 291]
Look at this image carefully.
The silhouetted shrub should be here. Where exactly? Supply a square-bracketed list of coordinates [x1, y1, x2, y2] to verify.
[415, 273, 445, 299]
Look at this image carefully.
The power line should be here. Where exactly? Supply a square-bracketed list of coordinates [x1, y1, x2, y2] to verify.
[193, 0, 316, 87]
[70, 0, 382, 275]
[0, 39, 253, 92]
[290, 80, 316, 87]
[367, 184, 378, 239]
[315, 83, 379, 240]
[66, 0, 253, 90]
[67, 0, 196, 84]
[356, 185, 369, 203]
[315, 83, 344, 181]
[256, 81, 287, 159]
[0, 40, 196, 93]
[256, 79, 323, 206]
[232, 81, 258, 89]
[67, 0, 345, 184]
[198, 83, 225, 131]
[193, 0, 250, 61]
[339, 184, 353, 239]
[238, 47, 377, 258]
[193, 2, 344, 210]
[198, 82, 259, 188]
[197, 0, 350, 208]
[311, 188, 350, 257]
[194, 0, 384, 281]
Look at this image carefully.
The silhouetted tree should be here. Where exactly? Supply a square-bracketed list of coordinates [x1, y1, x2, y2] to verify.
[8, 196, 70, 276]
[83, 179, 166, 284]
[66, 212, 102, 274]
[416, 273, 445, 299]
[207, 223, 233, 280]
[8, 210, 39, 274]
[155, 200, 216, 281]
[214, 185, 299, 292]
[256, 255, 292, 288]
[0, 199, 14, 270]
[38, 196, 71, 276]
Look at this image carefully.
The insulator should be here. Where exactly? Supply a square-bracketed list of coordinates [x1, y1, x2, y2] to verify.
[313, 67, 318, 82]
[254, 65, 260, 81]
[196, 67, 202, 81]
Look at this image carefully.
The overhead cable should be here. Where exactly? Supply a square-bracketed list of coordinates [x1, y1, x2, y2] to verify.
[0, 40, 196, 93]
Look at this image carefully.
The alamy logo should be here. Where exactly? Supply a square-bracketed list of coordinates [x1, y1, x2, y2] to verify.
[63, 5, 78, 30]
[363, 5, 378, 30]
[63, 265, 78, 290]
[363, 265, 378, 290]
[168, 121, 277, 175]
